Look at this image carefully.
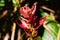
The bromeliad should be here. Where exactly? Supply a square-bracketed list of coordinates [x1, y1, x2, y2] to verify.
[16, 2, 46, 38]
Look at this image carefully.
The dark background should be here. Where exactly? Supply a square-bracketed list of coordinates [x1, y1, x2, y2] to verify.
[0, 0, 60, 40]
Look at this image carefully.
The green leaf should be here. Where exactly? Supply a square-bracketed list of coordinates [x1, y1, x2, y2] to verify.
[42, 30, 56, 40]
[41, 12, 60, 40]
[0, 0, 5, 6]
[40, 12, 49, 17]
[56, 28, 60, 40]
[0, 3, 5, 6]
[42, 19, 60, 40]
[35, 36, 41, 40]
[47, 21, 59, 36]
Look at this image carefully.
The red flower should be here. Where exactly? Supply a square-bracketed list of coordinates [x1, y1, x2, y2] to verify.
[17, 2, 46, 29]
[16, 16, 46, 37]
[20, 2, 37, 19]
[36, 16, 46, 29]
[16, 2, 46, 37]
[17, 16, 46, 29]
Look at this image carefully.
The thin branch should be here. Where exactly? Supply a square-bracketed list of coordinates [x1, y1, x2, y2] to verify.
[3, 33, 9, 40]
[11, 22, 16, 40]
[0, 10, 8, 19]
[0, 33, 2, 39]
[17, 29, 22, 40]
[41, 6, 55, 13]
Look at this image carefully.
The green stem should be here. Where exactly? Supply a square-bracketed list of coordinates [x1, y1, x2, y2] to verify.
[27, 37, 33, 40]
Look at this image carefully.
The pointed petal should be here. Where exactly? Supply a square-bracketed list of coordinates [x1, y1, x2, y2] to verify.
[36, 17, 46, 29]
[20, 20, 28, 28]
[16, 20, 27, 29]
[31, 2, 37, 14]
[39, 17, 46, 26]
[16, 19, 28, 29]
[18, 24, 26, 29]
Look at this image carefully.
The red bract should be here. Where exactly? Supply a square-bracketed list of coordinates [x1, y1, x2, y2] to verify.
[36, 16, 46, 29]
[16, 16, 46, 37]
[17, 19, 28, 29]
[17, 2, 46, 37]
[39, 16, 46, 26]
[17, 16, 37, 29]
[17, 2, 46, 29]
[17, 16, 46, 30]
[20, 2, 37, 19]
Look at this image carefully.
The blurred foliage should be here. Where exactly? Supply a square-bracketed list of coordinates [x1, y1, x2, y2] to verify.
[0, 0, 5, 6]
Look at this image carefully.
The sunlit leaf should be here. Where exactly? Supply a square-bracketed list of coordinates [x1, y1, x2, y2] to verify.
[0, 0, 5, 6]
